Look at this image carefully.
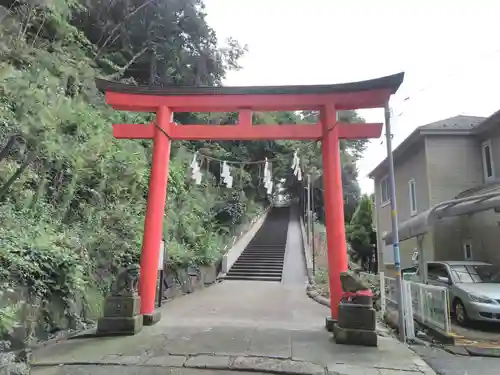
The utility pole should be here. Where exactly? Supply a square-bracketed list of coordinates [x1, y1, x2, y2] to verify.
[311, 176, 316, 275]
[302, 180, 307, 223]
[307, 174, 312, 246]
[384, 103, 407, 343]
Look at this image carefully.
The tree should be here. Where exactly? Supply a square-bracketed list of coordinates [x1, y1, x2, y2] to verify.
[0, 0, 372, 344]
[279, 110, 365, 223]
[346, 194, 376, 268]
[71, 0, 247, 86]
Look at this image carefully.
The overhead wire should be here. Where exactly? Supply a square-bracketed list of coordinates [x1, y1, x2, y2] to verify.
[364, 48, 500, 153]
[390, 48, 500, 119]
[356, 48, 500, 196]
[160, 51, 500, 182]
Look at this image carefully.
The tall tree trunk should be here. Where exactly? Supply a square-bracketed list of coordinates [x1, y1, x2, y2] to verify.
[149, 49, 157, 86]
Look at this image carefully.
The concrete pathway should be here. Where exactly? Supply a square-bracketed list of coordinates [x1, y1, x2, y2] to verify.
[31, 281, 436, 375]
[412, 344, 500, 375]
[281, 207, 308, 285]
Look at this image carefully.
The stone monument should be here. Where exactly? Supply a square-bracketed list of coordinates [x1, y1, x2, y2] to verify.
[333, 271, 378, 347]
[96, 264, 143, 335]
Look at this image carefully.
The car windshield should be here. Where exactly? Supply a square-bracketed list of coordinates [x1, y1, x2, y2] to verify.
[450, 264, 500, 283]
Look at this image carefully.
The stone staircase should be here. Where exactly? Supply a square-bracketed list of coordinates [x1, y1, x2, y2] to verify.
[224, 207, 289, 282]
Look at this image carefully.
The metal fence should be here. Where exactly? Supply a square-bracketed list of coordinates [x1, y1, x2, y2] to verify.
[383, 275, 398, 309]
[358, 272, 451, 338]
[404, 280, 451, 334]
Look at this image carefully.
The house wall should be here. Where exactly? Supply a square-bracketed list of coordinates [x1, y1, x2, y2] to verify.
[426, 133, 500, 266]
[467, 208, 500, 267]
[425, 135, 483, 205]
[432, 206, 500, 267]
[373, 140, 430, 273]
[373, 125, 500, 272]
[478, 121, 500, 183]
[475, 123, 500, 266]
[432, 217, 464, 260]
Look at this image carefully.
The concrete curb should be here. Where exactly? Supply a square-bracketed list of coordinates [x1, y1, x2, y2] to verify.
[420, 324, 456, 346]
[304, 288, 437, 374]
[443, 344, 500, 358]
[32, 352, 439, 375]
[299, 215, 313, 283]
[9, 325, 98, 360]
[305, 284, 402, 339]
[32, 353, 430, 375]
[32, 354, 327, 375]
[306, 286, 330, 308]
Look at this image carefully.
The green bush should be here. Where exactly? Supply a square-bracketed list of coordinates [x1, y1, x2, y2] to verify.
[0, 0, 365, 343]
[0, 2, 263, 341]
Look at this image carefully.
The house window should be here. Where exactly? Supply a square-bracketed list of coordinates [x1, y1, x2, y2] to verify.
[463, 242, 473, 260]
[380, 176, 390, 205]
[408, 179, 417, 215]
[481, 140, 495, 182]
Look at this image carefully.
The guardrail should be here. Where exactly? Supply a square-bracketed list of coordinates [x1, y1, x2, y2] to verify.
[358, 272, 451, 339]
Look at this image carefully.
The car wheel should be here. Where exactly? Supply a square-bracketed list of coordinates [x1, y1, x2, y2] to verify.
[453, 299, 469, 326]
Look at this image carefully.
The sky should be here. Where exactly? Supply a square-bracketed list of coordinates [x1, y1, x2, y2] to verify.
[203, 0, 500, 193]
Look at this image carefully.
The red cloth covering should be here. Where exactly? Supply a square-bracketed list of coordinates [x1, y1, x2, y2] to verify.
[340, 289, 373, 302]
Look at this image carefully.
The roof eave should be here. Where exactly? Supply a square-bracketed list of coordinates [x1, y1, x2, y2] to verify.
[368, 128, 475, 179]
[473, 108, 500, 134]
[367, 129, 423, 179]
[420, 129, 475, 136]
[95, 72, 405, 96]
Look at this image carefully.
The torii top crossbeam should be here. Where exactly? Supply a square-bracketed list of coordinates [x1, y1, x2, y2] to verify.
[96, 72, 404, 141]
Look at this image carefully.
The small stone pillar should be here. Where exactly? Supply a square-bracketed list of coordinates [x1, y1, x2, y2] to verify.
[97, 264, 143, 335]
[333, 272, 378, 347]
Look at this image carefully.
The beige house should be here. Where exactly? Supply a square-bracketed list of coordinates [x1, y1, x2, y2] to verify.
[369, 112, 500, 276]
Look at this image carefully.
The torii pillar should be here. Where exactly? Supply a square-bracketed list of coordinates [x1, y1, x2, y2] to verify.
[321, 103, 350, 330]
[96, 72, 404, 328]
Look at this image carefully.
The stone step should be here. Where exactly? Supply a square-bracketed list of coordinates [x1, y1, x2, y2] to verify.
[245, 244, 286, 247]
[231, 264, 283, 269]
[240, 258, 284, 260]
[237, 260, 284, 262]
[242, 249, 285, 254]
[239, 255, 284, 258]
[234, 260, 284, 267]
[239, 251, 285, 254]
[223, 275, 282, 282]
[226, 206, 289, 282]
[230, 268, 283, 273]
[228, 270, 283, 276]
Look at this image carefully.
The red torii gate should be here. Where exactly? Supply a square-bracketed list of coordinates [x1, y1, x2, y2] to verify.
[96, 72, 404, 325]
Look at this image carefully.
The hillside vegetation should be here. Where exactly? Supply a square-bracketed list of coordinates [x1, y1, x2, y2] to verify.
[0, 0, 366, 344]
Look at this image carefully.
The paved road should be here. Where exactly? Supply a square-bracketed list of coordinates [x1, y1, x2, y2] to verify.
[412, 345, 500, 375]
[281, 206, 308, 285]
[33, 367, 276, 375]
[29, 214, 437, 375]
[154, 280, 326, 331]
[32, 281, 436, 374]
[451, 321, 500, 343]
